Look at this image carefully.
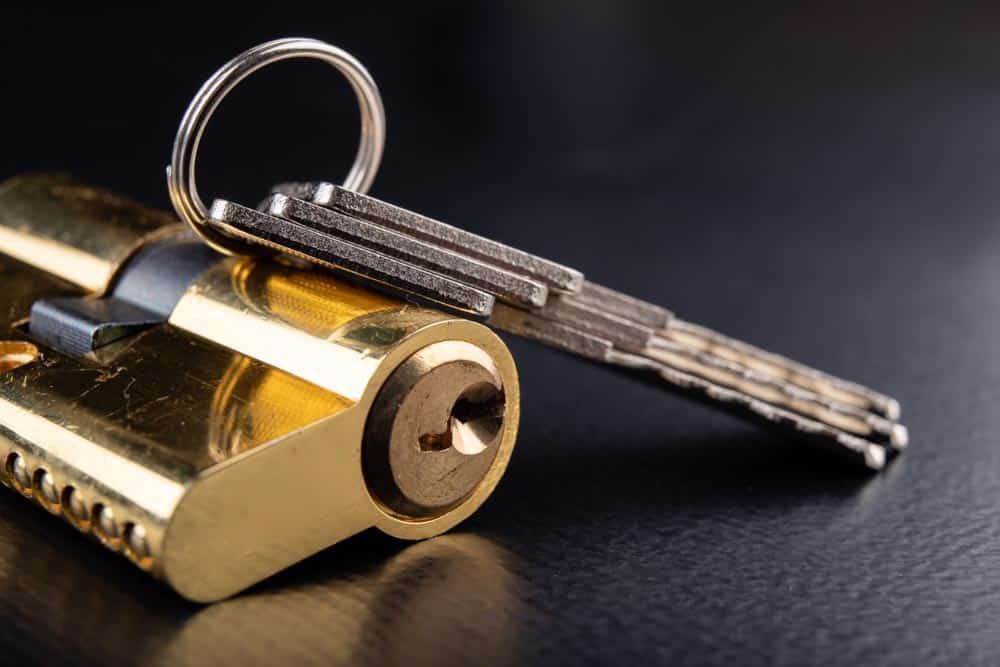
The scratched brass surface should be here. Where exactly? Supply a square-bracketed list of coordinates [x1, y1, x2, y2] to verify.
[0, 254, 79, 331]
[161, 269, 519, 599]
[0, 321, 360, 598]
[0, 176, 520, 601]
[0, 174, 184, 295]
[0, 258, 519, 601]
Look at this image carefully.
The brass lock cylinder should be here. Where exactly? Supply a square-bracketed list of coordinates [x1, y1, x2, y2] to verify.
[0, 174, 520, 601]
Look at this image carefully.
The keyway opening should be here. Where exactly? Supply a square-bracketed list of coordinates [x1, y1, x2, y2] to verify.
[418, 383, 505, 455]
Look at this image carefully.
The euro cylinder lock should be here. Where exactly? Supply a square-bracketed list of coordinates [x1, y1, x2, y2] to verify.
[0, 174, 519, 602]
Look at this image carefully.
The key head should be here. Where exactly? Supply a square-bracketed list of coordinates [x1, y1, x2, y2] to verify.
[206, 199, 496, 318]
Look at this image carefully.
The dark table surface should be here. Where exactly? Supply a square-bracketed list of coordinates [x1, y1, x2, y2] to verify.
[0, 5, 997, 666]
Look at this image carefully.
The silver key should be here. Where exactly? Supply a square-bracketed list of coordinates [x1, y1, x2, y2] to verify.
[494, 303, 906, 470]
[264, 192, 549, 309]
[168, 38, 906, 471]
[221, 183, 906, 470]
[210, 192, 908, 471]
[206, 199, 495, 317]
[272, 181, 584, 293]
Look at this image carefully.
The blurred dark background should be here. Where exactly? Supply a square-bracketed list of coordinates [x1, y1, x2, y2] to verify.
[2, 4, 1000, 666]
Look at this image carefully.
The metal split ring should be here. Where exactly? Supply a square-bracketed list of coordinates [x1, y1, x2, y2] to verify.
[167, 37, 386, 255]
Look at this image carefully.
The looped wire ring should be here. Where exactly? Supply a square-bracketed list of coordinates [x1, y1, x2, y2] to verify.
[167, 37, 386, 255]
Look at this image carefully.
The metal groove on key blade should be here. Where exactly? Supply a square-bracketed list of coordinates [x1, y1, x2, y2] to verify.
[573, 280, 673, 329]
[607, 349, 890, 470]
[646, 335, 907, 448]
[271, 181, 585, 293]
[663, 320, 900, 420]
[206, 200, 495, 317]
[491, 301, 904, 466]
[535, 293, 656, 353]
[266, 193, 550, 309]
[489, 303, 613, 361]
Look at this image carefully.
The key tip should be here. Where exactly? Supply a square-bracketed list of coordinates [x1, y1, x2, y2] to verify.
[864, 444, 887, 470]
[889, 423, 909, 449]
[264, 192, 289, 217]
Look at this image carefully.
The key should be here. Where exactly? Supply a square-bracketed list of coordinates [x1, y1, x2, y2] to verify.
[271, 181, 584, 293]
[224, 182, 907, 470]
[263, 192, 549, 309]
[167, 38, 906, 472]
[493, 303, 905, 470]
[206, 199, 496, 317]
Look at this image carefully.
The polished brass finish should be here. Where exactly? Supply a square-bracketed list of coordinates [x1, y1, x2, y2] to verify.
[170, 256, 401, 401]
[0, 254, 78, 331]
[0, 174, 521, 601]
[0, 173, 183, 294]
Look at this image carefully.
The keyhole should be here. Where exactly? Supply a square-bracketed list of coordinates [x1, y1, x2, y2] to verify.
[418, 384, 505, 456]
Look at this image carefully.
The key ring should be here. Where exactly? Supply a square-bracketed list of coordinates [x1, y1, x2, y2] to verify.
[167, 37, 386, 255]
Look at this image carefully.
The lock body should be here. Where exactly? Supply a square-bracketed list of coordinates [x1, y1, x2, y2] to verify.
[0, 174, 519, 602]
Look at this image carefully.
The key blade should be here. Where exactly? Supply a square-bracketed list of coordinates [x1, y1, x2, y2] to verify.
[573, 280, 673, 330]
[266, 193, 550, 309]
[607, 349, 890, 470]
[531, 292, 656, 353]
[489, 302, 614, 361]
[256, 182, 906, 470]
[271, 181, 585, 293]
[490, 293, 905, 467]
[661, 320, 901, 420]
[206, 199, 495, 317]
[645, 335, 907, 449]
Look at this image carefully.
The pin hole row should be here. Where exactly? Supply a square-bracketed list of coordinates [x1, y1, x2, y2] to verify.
[3, 452, 151, 568]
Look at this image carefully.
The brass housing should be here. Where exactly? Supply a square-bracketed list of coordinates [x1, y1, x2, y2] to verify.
[0, 174, 520, 602]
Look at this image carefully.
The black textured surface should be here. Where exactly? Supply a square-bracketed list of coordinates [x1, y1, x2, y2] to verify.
[0, 5, 996, 666]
